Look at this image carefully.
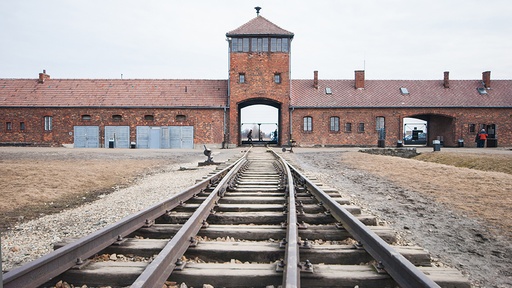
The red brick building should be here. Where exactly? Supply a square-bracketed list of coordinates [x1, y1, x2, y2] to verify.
[1, 15, 511, 148]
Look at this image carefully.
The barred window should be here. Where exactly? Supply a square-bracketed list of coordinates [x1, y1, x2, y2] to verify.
[358, 123, 365, 132]
[345, 123, 352, 132]
[468, 124, 476, 133]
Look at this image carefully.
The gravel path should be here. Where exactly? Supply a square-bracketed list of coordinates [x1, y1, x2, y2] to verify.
[1, 150, 241, 272]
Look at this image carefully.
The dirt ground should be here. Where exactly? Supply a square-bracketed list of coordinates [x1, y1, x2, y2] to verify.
[286, 147, 511, 288]
[0, 146, 511, 287]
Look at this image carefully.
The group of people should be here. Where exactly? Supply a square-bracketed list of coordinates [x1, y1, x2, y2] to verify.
[246, 129, 278, 143]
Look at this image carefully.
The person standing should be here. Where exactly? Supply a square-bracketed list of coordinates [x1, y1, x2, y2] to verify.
[476, 129, 488, 148]
[247, 129, 253, 143]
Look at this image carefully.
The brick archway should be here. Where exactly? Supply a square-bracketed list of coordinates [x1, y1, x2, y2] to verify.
[237, 98, 282, 146]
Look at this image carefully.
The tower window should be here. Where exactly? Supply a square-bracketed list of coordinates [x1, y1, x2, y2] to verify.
[144, 115, 155, 121]
[251, 38, 269, 52]
[271, 38, 289, 52]
[20, 122, 25, 131]
[81, 114, 92, 121]
[239, 73, 246, 84]
[176, 115, 186, 122]
[112, 115, 123, 121]
[6, 122, 12, 131]
[274, 73, 281, 84]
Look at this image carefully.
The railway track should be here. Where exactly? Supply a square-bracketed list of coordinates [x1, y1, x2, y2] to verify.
[3, 147, 470, 288]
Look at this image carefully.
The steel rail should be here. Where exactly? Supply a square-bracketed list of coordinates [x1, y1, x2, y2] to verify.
[274, 152, 300, 288]
[2, 151, 247, 288]
[285, 160, 441, 288]
[131, 152, 249, 288]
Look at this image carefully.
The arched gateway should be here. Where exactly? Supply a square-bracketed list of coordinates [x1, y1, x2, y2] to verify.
[225, 13, 294, 147]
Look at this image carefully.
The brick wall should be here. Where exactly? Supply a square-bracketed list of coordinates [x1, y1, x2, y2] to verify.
[228, 52, 291, 146]
[0, 107, 225, 147]
[291, 107, 512, 147]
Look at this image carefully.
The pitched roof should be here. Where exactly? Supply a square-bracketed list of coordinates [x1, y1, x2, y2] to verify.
[226, 16, 294, 37]
[291, 79, 512, 108]
[0, 79, 228, 108]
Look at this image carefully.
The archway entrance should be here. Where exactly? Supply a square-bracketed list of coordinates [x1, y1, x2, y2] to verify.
[403, 114, 458, 147]
[238, 100, 281, 146]
[403, 117, 427, 146]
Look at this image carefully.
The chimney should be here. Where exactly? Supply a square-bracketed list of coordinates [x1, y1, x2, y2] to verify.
[443, 71, 450, 88]
[38, 69, 50, 83]
[482, 71, 491, 88]
[355, 70, 365, 89]
[313, 70, 318, 89]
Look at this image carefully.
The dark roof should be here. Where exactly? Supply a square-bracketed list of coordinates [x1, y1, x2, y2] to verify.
[291, 79, 512, 108]
[226, 16, 294, 37]
[0, 79, 228, 108]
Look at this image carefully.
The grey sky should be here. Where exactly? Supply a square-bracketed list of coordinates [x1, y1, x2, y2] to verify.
[1, 0, 511, 81]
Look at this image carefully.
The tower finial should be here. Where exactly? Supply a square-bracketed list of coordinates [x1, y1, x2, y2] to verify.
[255, 6, 261, 16]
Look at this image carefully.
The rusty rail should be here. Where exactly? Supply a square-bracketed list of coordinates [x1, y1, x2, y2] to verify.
[285, 159, 441, 288]
[131, 155, 249, 288]
[274, 152, 300, 287]
[2, 150, 249, 288]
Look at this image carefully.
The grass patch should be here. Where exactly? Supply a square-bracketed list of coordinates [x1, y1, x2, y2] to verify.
[414, 153, 512, 175]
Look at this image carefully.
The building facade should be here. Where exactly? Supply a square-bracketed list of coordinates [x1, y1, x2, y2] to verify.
[1, 15, 511, 148]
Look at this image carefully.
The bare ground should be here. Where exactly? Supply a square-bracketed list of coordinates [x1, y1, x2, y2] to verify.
[0, 146, 511, 287]
[285, 147, 511, 288]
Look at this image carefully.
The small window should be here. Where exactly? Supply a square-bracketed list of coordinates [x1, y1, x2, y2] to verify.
[468, 124, 476, 133]
[400, 87, 409, 95]
[6, 122, 12, 131]
[345, 123, 352, 132]
[176, 115, 186, 122]
[358, 123, 365, 132]
[112, 115, 123, 121]
[325, 87, 332, 94]
[20, 122, 25, 131]
[330, 117, 340, 132]
[144, 115, 155, 121]
[239, 73, 245, 84]
[303, 116, 313, 132]
[81, 114, 91, 121]
[274, 73, 281, 84]
[44, 116, 52, 131]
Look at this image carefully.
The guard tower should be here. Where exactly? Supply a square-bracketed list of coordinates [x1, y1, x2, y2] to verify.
[226, 7, 294, 146]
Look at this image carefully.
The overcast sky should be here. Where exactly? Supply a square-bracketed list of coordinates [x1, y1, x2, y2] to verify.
[1, 0, 511, 81]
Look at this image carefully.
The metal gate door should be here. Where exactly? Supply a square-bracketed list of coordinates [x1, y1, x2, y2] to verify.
[104, 126, 130, 148]
[170, 126, 194, 148]
[74, 126, 100, 148]
[136, 126, 150, 149]
[136, 126, 193, 149]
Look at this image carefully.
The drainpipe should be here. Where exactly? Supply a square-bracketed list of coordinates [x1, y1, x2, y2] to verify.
[289, 107, 294, 146]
